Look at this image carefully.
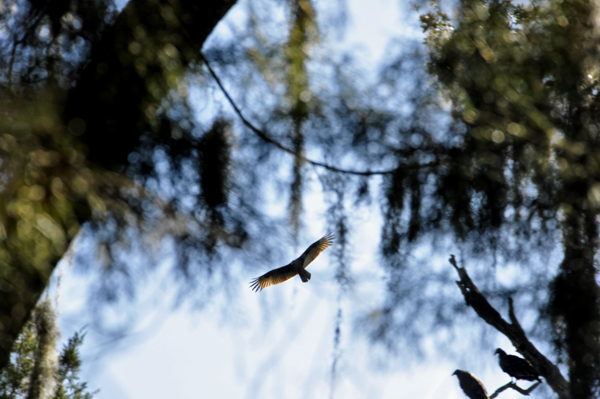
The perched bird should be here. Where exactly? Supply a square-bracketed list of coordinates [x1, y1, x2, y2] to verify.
[250, 232, 335, 292]
[452, 370, 488, 399]
[495, 348, 541, 382]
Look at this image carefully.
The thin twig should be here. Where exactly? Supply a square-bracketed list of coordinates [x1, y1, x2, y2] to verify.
[489, 380, 542, 398]
[166, 0, 437, 176]
[198, 53, 439, 176]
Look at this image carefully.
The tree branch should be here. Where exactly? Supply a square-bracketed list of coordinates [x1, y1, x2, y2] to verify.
[449, 255, 569, 399]
[66, 0, 237, 168]
[489, 380, 542, 399]
[198, 53, 438, 176]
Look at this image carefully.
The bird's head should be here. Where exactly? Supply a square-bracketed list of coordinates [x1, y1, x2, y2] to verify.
[452, 369, 461, 376]
[495, 348, 506, 356]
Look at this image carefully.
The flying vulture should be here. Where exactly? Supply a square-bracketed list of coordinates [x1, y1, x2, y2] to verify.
[250, 232, 335, 292]
[452, 370, 488, 399]
[495, 348, 541, 382]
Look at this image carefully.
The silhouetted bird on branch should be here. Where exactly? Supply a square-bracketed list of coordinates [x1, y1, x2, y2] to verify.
[250, 232, 335, 292]
[495, 348, 541, 383]
[452, 370, 488, 399]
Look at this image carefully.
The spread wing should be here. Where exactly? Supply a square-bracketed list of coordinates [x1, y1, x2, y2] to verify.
[297, 232, 335, 268]
[250, 264, 297, 292]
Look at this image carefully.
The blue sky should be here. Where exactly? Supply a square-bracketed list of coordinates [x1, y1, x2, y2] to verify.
[49, 1, 549, 398]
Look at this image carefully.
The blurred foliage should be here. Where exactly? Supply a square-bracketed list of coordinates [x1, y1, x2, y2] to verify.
[0, 0, 115, 90]
[1, 0, 600, 396]
[0, 90, 113, 375]
[418, 0, 600, 397]
[0, 300, 94, 399]
[0, 0, 245, 372]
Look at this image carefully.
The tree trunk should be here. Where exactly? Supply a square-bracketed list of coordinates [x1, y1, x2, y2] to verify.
[550, 206, 600, 399]
[0, 0, 237, 373]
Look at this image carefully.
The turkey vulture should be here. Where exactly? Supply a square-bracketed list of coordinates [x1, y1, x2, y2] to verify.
[495, 348, 541, 382]
[250, 232, 335, 292]
[452, 370, 488, 399]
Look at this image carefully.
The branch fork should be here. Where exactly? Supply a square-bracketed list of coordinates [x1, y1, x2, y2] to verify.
[449, 255, 569, 399]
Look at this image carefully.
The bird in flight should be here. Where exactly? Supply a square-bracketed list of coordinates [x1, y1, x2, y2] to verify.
[452, 370, 487, 399]
[495, 348, 541, 383]
[250, 232, 335, 292]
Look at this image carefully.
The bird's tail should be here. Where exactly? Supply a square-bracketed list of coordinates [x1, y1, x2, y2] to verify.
[299, 269, 311, 283]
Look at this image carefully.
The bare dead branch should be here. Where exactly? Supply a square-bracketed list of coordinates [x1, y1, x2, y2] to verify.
[489, 380, 542, 398]
[449, 254, 569, 399]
